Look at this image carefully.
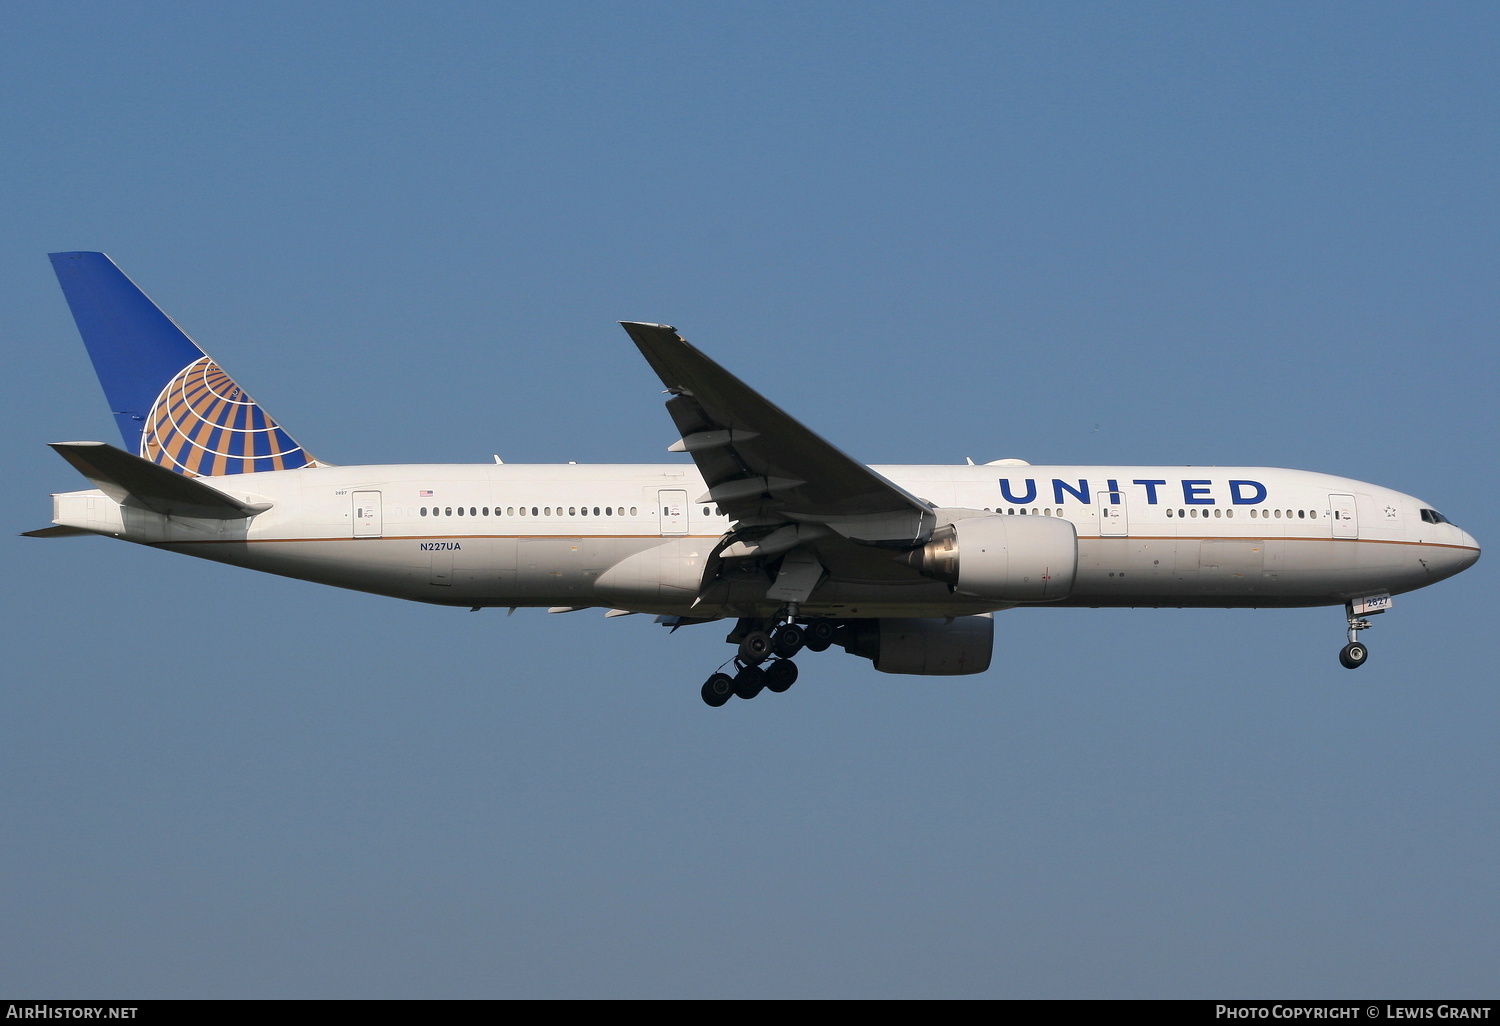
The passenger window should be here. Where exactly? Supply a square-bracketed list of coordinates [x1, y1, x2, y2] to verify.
[630, 507, 638, 516]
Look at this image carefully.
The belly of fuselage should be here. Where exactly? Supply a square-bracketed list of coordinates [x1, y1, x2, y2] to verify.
[153, 531, 1439, 616]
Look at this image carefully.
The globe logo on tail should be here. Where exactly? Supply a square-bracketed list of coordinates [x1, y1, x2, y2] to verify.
[141, 357, 315, 477]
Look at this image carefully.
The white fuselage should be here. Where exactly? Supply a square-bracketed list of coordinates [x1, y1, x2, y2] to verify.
[47, 461, 1481, 617]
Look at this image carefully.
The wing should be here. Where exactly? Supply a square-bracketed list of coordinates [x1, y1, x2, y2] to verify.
[619, 322, 936, 548]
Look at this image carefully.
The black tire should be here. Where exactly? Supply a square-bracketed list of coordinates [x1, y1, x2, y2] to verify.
[1339, 642, 1368, 669]
[805, 618, 835, 653]
[738, 630, 773, 665]
[701, 673, 734, 707]
[773, 624, 805, 658]
[765, 659, 799, 693]
[733, 664, 766, 699]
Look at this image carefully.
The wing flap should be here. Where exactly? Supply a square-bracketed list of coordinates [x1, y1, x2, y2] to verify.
[620, 321, 934, 546]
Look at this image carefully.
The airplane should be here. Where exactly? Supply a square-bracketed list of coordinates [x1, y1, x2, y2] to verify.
[29, 252, 1481, 706]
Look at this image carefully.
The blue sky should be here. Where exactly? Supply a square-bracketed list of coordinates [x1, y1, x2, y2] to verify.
[2, 1, 1496, 998]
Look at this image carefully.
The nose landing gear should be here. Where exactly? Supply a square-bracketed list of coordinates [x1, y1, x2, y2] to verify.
[1339, 601, 1375, 669]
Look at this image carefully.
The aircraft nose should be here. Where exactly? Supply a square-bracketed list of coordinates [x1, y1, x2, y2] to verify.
[1458, 529, 1481, 571]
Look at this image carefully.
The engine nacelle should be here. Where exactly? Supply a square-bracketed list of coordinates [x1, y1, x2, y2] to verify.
[902, 514, 1077, 601]
[842, 615, 994, 675]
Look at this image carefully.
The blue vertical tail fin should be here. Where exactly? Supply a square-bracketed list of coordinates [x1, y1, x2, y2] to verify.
[49, 252, 319, 477]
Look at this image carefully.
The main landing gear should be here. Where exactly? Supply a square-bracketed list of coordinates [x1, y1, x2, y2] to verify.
[699, 614, 837, 707]
[1339, 602, 1372, 669]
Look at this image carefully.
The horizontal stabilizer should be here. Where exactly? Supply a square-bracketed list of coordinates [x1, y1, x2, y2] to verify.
[21, 525, 94, 538]
[48, 441, 272, 520]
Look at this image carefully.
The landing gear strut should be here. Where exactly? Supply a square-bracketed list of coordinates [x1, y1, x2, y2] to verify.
[1339, 602, 1372, 669]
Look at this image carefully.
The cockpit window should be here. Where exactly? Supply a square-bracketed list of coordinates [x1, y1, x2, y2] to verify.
[1420, 508, 1451, 525]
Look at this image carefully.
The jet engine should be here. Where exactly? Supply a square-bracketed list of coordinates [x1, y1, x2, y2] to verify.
[841, 615, 994, 675]
[901, 514, 1077, 601]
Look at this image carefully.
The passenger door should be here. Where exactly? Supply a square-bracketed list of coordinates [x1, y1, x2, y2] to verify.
[658, 489, 688, 536]
[1329, 493, 1358, 539]
[352, 491, 382, 538]
[1096, 489, 1127, 537]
